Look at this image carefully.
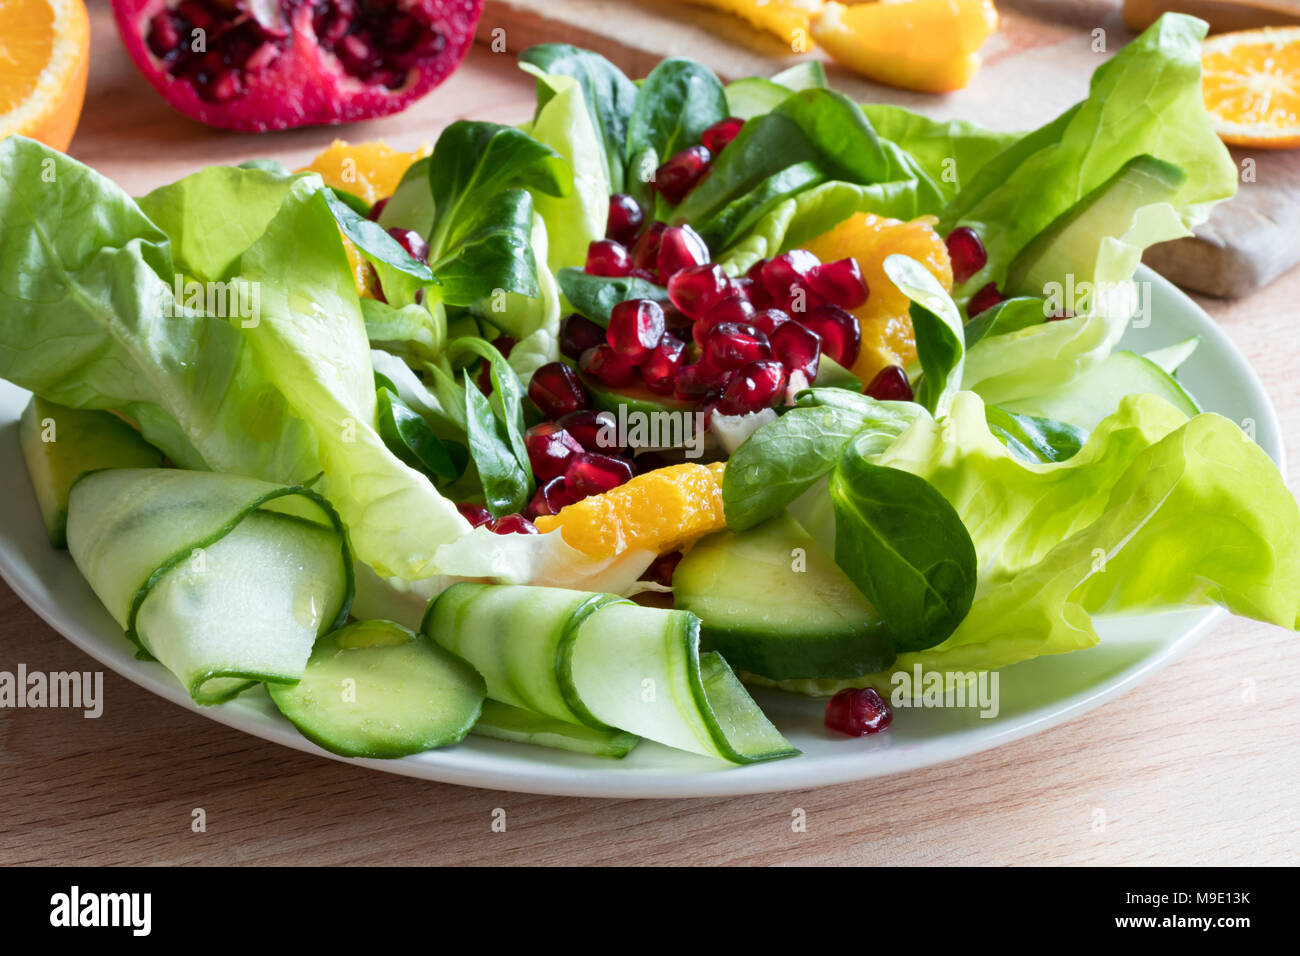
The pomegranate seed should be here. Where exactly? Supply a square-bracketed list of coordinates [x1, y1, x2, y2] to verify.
[526, 476, 577, 519]
[865, 366, 914, 402]
[387, 227, 429, 262]
[945, 226, 987, 284]
[566, 452, 635, 498]
[641, 550, 683, 586]
[662, 303, 693, 332]
[824, 687, 893, 736]
[642, 334, 686, 394]
[656, 224, 710, 280]
[488, 514, 539, 535]
[147, 12, 182, 57]
[630, 222, 667, 280]
[607, 298, 667, 363]
[559, 314, 607, 360]
[585, 239, 633, 277]
[456, 502, 492, 528]
[693, 295, 756, 347]
[808, 258, 869, 310]
[718, 360, 787, 415]
[528, 362, 590, 418]
[579, 344, 639, 388]
[801, 304, 861, 368]
[524, 422, 584, 482]
[749, 307, 791, 336]
[704, 322, 771, 371]
[673, 362, 725, 403]
[760, 249, 821, 302]
[968, 282, 1005, 318]
[606, 193, 645, 246]
[700, 117, 744, 154]
[667, 263, 731, 320]
[730, 276, 770, 309]
[653, 145, 712, 205]
[557, 410, 619, 453]
[368, 197, 389, 222]
[771, 321, 821, 381]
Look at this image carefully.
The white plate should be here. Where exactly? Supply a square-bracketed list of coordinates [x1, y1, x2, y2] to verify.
[0, 267, 1284, 797]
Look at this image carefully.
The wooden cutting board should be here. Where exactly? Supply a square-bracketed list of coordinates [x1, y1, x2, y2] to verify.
[477, 0, 1300, 297]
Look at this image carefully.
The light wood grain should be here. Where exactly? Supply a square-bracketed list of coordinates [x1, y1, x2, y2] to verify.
[1, 1, 1298, 866]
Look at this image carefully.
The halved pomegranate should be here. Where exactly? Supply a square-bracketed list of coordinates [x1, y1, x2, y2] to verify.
[112, 0, 483, 131]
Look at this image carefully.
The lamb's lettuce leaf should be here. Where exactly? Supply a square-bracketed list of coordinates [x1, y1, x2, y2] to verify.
[883, 254, 964, 418]
[625, 57, 728, 179]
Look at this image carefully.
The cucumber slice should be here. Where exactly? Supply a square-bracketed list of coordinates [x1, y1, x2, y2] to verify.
[1004, 155, 1187, 298]
[1003, 349, 1200, 431]
[424, 582, 626, 728]
[1144, 335, 1201, 375]
[582, 375, 696, 418]
[812, 355, 862, 392]
[471, 700, 639, 758]
[268, 620, 485, 758]
[569, 602, 797, 763]
[674, 513, 895, 679]
[19, 397, 162, 547]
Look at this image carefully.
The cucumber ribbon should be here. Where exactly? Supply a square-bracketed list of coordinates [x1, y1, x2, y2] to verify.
[424, 583, 797, 764]
[67, 468, 353, 705]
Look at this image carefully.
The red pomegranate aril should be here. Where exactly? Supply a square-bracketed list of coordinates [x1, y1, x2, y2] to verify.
[488, 513, 539, 535]
[700, 116, 744, 154]
[801, 304, 861, 368]
[557, 410, 619, 453]
[606, 193, 645, 245]
[656, 224, 710, 280]
[662, 304, 693, 332]
[642, 334, 686, 394]
[771, 320, 821, 381]
[387, 227, 429, 262]
[673, 361, 724, 403]
[456, 502, 492, 528]
[524, 422, 584, 482]
[865, 365, 914, 402]
[559, 313, 606, 360]
[809, 258, 869, 310]
[585, 239, 633, 277]
[718, 360, 787, 416]
[630, 222, 667, 280]
[607, 299, 667, 363]
[945, 226, 987, 284]
[968, 281, 1005, 318]
[367, 196, 389, 222]
[760, 249, 821, 300]
[667, 263, 731, 320]
[566, 452, 635, 498]
[147, 11, 182, 57]
[694, 295, 757, 347]
[704, 322, 771, 370]
[641, 550, 683, 587]
[526, 476, 577, 520]
[653, 145, 712, 205]
[749, 307, 791, 337]
[528, 361, 590, 418]
[824, 687, 893, 736]
[579, 344, 639, 388]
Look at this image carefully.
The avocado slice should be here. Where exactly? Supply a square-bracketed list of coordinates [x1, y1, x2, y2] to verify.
[674, 512, 895, 680]
[19, 397, 163, 547]
[1004, 154, 1187, 298]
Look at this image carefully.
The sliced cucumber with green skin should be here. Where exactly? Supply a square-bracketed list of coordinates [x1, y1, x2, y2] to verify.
[471, 700, 639, 758]
[19, 397, 163, 547]
[1144, 335, 1200, 375]
[812, 355, 862, 392]
[582, 375, 696, 418]
[1004, 155, 1187, 298]
[1003, 349, 1200, 431]
[423, 583, 797, 763]
[674, 513, 895, 680]
[268, 620, 485, 759]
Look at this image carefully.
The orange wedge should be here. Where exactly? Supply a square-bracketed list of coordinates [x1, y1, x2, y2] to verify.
[1202, 26, 1300, 150]
[680, 0, 826, 49]
[811, 0, 999, 93]
[801, 212, 952, 386]
[0, 0, 90, 151]
[535, 462, 728, 559]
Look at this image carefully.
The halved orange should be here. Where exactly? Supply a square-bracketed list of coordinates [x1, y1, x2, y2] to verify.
[0, 0, 90, 151]
[680, 0, 826, 49]
[1202, 26, 1300, 150]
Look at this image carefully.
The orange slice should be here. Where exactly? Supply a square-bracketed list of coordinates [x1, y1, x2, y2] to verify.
[0, 0, 90, 151]
[1202, 26, 1300, 150]
[535, 462, 728, 559]
[679, 0, 826, 49]
[810, 0, 999, 93]
[801, 212, 953, 386]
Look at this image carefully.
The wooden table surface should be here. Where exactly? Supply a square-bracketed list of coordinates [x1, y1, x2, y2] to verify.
[2, 2, 1299, 867]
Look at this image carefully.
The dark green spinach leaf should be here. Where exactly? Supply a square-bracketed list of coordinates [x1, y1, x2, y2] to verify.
[463, 377, 533, 517]
[985, 406, 1088, 463]
[624, 58, 728, 184]
[556, 267, 670, 327]
[377, 385, 466, 484]
[883, 253, 964, 417]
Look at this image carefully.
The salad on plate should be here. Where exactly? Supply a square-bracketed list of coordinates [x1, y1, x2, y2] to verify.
[1, 13, 1298, 768]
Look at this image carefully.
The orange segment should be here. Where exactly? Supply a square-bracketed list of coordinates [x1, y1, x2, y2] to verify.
[0, 0, 90, 152]
[1202, 26, 1300, 150]
[679, 0, 826, 48]
[811, 0, 998, 93]
[535, 462, 728, 559]
[801, 212, 953, 386]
